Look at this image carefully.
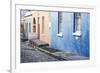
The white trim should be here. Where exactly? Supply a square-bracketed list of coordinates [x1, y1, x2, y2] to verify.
[72, 31, 81, 36]
[57, 32, 63, 37]
[24, 11, 32, 16]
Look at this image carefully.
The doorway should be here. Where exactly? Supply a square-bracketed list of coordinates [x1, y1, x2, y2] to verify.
[37, 17, 40, 39]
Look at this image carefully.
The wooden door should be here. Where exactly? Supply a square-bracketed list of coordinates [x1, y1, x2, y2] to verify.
[37, 17, 40, 39]
[39, 12, 49, 44]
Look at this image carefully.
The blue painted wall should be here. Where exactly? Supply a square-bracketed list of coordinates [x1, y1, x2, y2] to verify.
[50, 12, 90, 57]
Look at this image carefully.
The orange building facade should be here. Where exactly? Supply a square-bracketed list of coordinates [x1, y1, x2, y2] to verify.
[24, 11, 50, 44]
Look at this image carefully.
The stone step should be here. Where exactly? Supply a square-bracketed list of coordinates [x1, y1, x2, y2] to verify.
[29, 39, 49, 47]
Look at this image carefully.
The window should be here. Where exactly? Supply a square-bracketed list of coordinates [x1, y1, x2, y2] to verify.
[33, 26, 36, 32]
[42, 16, 45, 33]
[58, 12, 62, 33]
[73, 12, 81, 36]
[33, 18, 36, 24]
[57, 12, 63, 37]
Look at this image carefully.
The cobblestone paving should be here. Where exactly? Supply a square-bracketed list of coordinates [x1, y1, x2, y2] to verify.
[21, 41, 59, 63]
[21, 41, 89, 63]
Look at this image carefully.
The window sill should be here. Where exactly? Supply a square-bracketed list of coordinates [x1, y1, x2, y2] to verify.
[57, 33, 63, 37]
[72, 31, 81, 37]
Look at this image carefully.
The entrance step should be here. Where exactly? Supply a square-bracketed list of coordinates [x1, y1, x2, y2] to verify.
[29, 39, 49, 47]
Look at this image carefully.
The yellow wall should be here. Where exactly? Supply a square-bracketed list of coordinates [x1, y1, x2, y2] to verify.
[32, 11, 50, 44]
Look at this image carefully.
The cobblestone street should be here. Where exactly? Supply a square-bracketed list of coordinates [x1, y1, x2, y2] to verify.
[21, 41, 59, 63]
[21, 41, 88, 63]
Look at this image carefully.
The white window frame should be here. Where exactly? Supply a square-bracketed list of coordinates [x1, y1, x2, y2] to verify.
[72, 12, 81, 37]
[57, 12, 63, 37]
